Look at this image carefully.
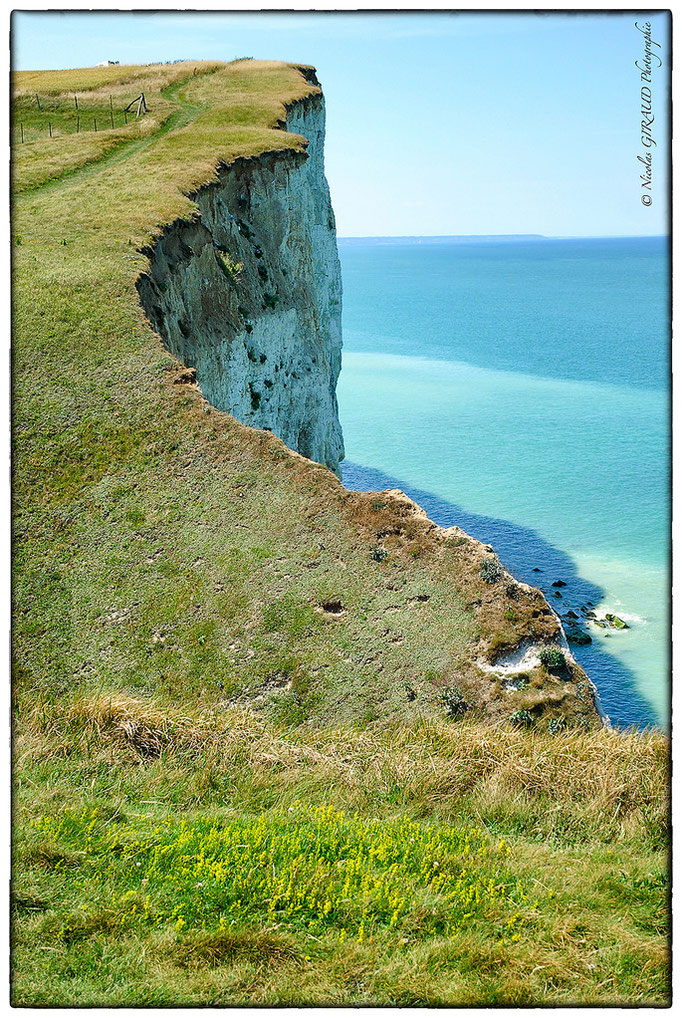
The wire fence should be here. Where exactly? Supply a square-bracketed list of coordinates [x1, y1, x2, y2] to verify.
[13, 92, 147, 144]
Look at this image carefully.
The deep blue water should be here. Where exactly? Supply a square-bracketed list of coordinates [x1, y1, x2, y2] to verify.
[337, 236, 670, 729]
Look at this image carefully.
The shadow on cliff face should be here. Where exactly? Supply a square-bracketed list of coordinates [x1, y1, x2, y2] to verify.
[342, 461, 660, 731]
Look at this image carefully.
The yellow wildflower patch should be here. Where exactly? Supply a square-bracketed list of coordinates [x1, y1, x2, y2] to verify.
[32, 804, 532, 942]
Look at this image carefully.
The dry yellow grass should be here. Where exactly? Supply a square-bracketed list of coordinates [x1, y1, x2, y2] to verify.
[20, 692, 668, 846]
[12, 61, 223, 97]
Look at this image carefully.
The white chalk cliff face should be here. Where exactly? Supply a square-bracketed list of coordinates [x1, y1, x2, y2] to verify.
[137, 91, 345, 473]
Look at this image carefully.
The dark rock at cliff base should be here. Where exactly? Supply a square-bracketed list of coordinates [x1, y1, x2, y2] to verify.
[564, 610, 579, 620]
[532, 567, 543, 572]
[552, 591, 563, 599]
[552, 579, 567, 588]
[565, 624, 592, 646]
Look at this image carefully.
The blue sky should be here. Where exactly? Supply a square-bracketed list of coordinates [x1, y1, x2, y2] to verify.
[12, 10, 670, 237]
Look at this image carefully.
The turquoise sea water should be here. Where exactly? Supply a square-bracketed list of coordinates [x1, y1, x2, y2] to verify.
[337, 237, 670, 729]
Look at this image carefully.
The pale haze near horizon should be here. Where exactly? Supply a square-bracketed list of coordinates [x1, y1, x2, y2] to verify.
[12, 10, 670, 238]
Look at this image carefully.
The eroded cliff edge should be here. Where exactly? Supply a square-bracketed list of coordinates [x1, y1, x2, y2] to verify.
[137, 90, 344, 474]
[135, 66, 601, 728]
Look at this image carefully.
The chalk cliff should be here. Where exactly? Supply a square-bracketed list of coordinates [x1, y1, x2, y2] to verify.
[137, 90, 344, 474]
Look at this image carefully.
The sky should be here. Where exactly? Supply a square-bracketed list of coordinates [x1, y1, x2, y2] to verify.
[11, 10, 671, 237]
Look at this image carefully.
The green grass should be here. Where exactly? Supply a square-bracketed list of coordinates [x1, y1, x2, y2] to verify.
[11, 58, 670, 1004]
[28, 805, 527, 942]
[11, 63, 222, 194]
[12, 699, 670, 1005]
[14, 91, 134, 140]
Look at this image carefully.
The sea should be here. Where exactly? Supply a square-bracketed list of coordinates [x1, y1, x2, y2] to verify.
[336, 236, 670, 730]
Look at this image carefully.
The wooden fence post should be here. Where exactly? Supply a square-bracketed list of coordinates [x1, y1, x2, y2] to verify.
[74, 95, 78, 109]
[123, 94, 146, 120]
[76, 116, 80, 134]
[94, 118, 97, 132]
[48, 121, 52, 138]
[110, 95, 114, 128]
[36, 93, 41, 110]
[20, 122, 24, 143]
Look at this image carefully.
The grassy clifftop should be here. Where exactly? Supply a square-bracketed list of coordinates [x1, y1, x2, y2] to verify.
[12, 58, 598, 730]
[11, 60, 669, 1005]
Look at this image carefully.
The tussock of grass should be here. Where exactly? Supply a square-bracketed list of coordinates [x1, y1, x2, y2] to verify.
[32, 693, 223, 757]
[26, 841, 83, 871]
[174, 928, 303, 969]
[11, 891, 49, 914]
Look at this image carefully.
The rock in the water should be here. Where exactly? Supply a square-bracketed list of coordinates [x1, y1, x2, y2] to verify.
[565, 624, 592, 646]
[564, 610, 579, 620]
[605, 613, 629, 629]
[552, 579, 567, 588]
[532, 567, 543, 573]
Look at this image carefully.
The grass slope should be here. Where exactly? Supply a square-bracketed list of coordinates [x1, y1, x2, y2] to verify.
[13, 697, 669, 1005]
[11, 60, 670, 1005]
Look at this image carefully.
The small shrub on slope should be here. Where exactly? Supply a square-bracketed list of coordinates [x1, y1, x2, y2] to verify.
[214, 248, 243, 280]
[479, 557, 502, 584]
[440, 687, 469, 719]
[510, 709, 534, 728]
[539, 647, 565, 672]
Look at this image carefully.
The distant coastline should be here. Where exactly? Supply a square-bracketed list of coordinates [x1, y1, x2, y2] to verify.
[337, 234, 667, 244]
